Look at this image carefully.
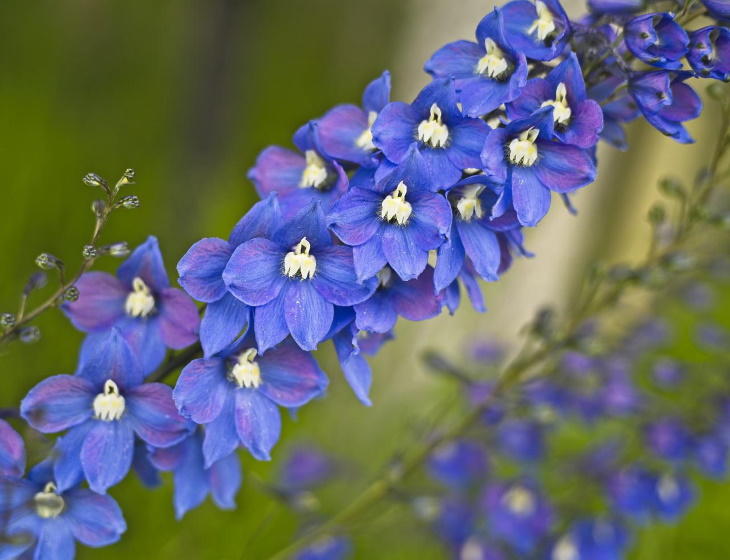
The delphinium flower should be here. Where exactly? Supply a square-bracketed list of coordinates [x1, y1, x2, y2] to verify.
[173, 333, 328, 465]
[427, 439, 488, 492]
[501, 0, 572, 61]
[550, 518, 629, 560]
[327, 147, 452, 282]
[687, 26, 730, 80]
[371, 78, 490, 189]
[249, 122, 349, 220]
[148, 428, 241, 519]
[177, 193, 281, 356]
[624, 13, 689, 70]
[424, 8, 528, 117]
[0, 419, 25, 477]
[0, 460, 126, 560]
[224, 201, 377, 351]
[63, 236, 200, 374]
[20, 329, 190, 493]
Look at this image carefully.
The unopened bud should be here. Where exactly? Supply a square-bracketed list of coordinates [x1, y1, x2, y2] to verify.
[83, 173, 110, 194]
[82, 245, 97, 259]
[118, 195, 139, 209]
[106, 242, 130, 258]
[35, 253, 64, 271]
[19, 326, 41, 344]
[91, 199, 106, 217]
[63, 286, 80, 302]
[23, 272, 48, 296]
[0, 313, 16, 329]
[114, 168, 136, 192]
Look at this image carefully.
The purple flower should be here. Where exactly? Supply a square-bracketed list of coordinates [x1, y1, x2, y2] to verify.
[427, 439, 488, 491]
[501, 0, 572, 61]
[551, 518, 629, 560]
[688, 26, 730, 81]
[371, 79, 490, 189]
[607, 465, 655, 521]
[63, 236, 200, 374]
[645, 417, 690, 463]
[481, 107, 596, 227]
[651, 472, 695, 522]
[424, 8, 528, 117]
[20, 330, 190, 493]
[249, 122, 349, 220]
[224, 201, 376, 351]
[700, 0, 730, 21]
[317, 71, 391, 168]
[278, 445, 336, 492]
[625, 13, 689, 70]
[506, 53, 604, 149]
[149, 429, 241, 519]
[173, 333, 328, 466]
[0, 419, 25, 477]
[651, 357, 684, 387]
[587, 0, 644, 14]
[695, 434, 728, 479]
[295, 536, 351, 560]
[177, 194, 281, 357]
[497, 418, 545, 462]
[629, 71, 701, 144]
[0, 462, 126, 560]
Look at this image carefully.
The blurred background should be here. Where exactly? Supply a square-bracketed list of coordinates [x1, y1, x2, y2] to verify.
[0, 0, 727, 558]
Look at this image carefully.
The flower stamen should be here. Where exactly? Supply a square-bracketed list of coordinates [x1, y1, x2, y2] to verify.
[284, 237, 317, 279]
[230, 348, 262, 389]
[34, 482, 65, 519]
[381, 181, 413, 225]
[417, 104, 449, 148]
[528, 1, 556, 42]
[355, 111, 378, 151]
[125, 277, 155, 318]
[540, 83, 572, 126]
[300, 150, 329, 189]
[477, 38, 510, 79]
[93, 380, 125, 422]
[508, 128, 539, 166]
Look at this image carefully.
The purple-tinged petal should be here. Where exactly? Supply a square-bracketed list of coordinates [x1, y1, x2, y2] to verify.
[168, 438, 209, 519]
[20, 375, 95, 433]
[200, 293, 250, 357]
[158, 288, 200, 349]
[81, 420, 135, 493]
[424, 40, 484, 83]
[228, 193, 282, 246]
[174, 357, 231, 424]
[409, 192, 452, 250]
[661, 81, 702, 122]
[234, 390, 282, 461]
[0, 420, 25, 477]
[317, 104, 376, 168]
[176, 238, 232, 303]
[149, 440, 187, 471]
[327, 187, 383, 246]
[248, 146, 305, 199]
[561, 99, 604, 149]
[481, 128, 510, 183]
[362, 70, 391, 113]
[505, 78, 551, 120]
[313, 246, 377, 306]
[382, 227, 429, 281]
[223, 238, 286, 306]
[371, 102, 419, 163]
[534, 142, 596, 193]
[202, 394, 239, 468]
[209, 450, 241, 510]
[353, 234, 388, 283]
[511, 167, 552, 227]
[61, 272, 127, 332]
[259, 339, 328, 408]
[127, 383, 190, 448]
[456, 221, 501, 282]
[354, 290, 399, 333]
[33, 521, 75, 560]
[284, 282, 333, 351]
[0, 476, 36, 511]
[435, 227, 466, 293]
[391, 267, 442, 321]
[115, 316, 167, 376]
[78, 328, 144, 390]
[117, 236, 170, 291]
[254, 296, 290, 353]
[53, 423, 92, 492]
[65, 488, 126, 546]
[132, 439, 161, 488]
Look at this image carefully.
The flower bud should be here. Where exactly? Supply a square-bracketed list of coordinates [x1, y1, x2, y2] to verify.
[83, 173, 110, 194]
[91, 199, 106, 218]
[0, 313, 16, 329]
[35, 253, 64, 271]
[114, 168, 136, 192]
[19, 326, 41, 344]
[63, 286, 80, 302]
[105, 242, 130, 258]
[24, 272, 48, 296]
[82, 245, 97, 259]
[118, 195, 139, 209]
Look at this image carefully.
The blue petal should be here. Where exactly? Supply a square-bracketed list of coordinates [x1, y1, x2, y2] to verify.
[259, 338, 329, 408]
[254, 296, 290, 353]
[353, 234, 388, 283]
[177, 237, 232, 303]
[283, 282, 334, 351]
[327, 187, 383, 246]
[435, 226, 466, 293]
[0, 419, 25, 477]
[170, 438, 210, 519]
[223, 238, 287, 306]
[511, 167, 552, 227]
[228, 193, 282, 247]
[313, 246, 377, 306]
[174, 357, 230, 424]
[382, 227, 429, 281]
[209, 450, 241, 510]
[53, 423, 93, 492]
[390, 266, 442, 321]
[117, 236, 170, 291]
[20, 375, 94, 433]
[371, 102, 419, 164]
[33, 521, 75, 560]
[332, 325, 373, 405]
[354, 291, 399, 333]
[424, 40, 483, 83]
[200, 293, 250, 357]
[534, 142, 596, 193]
[362, 70, 391, 113]
[65, 488, 126, 546]
[202, 394, 239, 468]
[456, 220, 501, 282]
[77, 328, 144, 390]
[127, 383, 191, 448]
[80, 420, 135, 493]
[273, 200, 332, 250]
[234, 390, 282, 461]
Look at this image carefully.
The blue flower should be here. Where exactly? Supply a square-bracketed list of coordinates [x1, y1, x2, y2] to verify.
[607, 465, 655, 521]
[587, 0, 644, 14]
[497, 418, 545, 462]
[316, 71, 391, 168]
[177, 194, 282, 357]
[645, 417, 690, 463]
[223, 201, 376, 351]
[0, 461, 126, 560]
[500, 0, 572, 61]
[427, 439, 488, 491]
[551, 518, 629, 560]
[295, 536, 351, 560]
[424, 8, 528, 117]
[149, 429, 241, 519]
[330, 311, 376, 406]
[63, 236, 200, 374]
[371, 79, 490, 189]
[481, 107, 596, 227]
[694, 434, 728, 479]
[651, 472, 695, 522]
[249, 122, 349, 220]
[278, 445, 336, 492]
[688, 26, 730, 81]
[506, 53, 604, 149]
[20, 330, 190, 494]
[700, 0, 730, 21]
[440, 260, 490, 314]
[624, 13, 689, 70]
[327, 147, 452, 282]
[588, 77, 640, 151]
[173, 333, 328, 465]
[0, 419, 25, 477]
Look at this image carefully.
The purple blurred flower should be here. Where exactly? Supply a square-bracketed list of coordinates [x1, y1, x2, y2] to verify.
[625, 13, 689, 70]
[688, 27, 730, 81]
[427, 439, 488, 491]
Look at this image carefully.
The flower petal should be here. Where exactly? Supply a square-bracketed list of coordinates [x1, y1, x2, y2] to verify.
[382, 227, 429, 281]
[456, 220, 501, 282]
[258, 339, 328, 408]
[61, 272, 127, 332]
[534, 142, 596, 193]
[353, 234, 388, 283]
[77, 328, 144, 390]
[313, 245, 377, 306]
[158, 288, 200, 349]
[228, 193, 282, 247]
[234, 390, 282, 461]
[391, 267, 442, 321]
[511, 167, 552, 227]
[33, 521, 76, 560]
[127, 383, 191, 447]
[53, 423, 93, 492]
[176, 238, 232, 303]
[65, 488, 126, 546]
[200, 293, 250, 358]
[0, 419, 25, 477]
[209, 450, 241, 510]
[117, 236, 170, 291]
[283, 282, 334, 351]
[202, 394, 239, 468]
[424, 40, 483, 83]
[354, 291, 399, 334]
[371, 102, 419, 163]
[223, 238, 286, 307]
[81, 420, 135, 493]
[327, 187, 383, 246]
[332, 326, 373, 405]
[20, 375, 94, 433]
[174, 357, 230, 424]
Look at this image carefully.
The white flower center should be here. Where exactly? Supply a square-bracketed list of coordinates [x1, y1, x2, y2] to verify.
[508, 128, 539, 166]
[460, 538, 487, 560]
[417, 104, 449, 148]
[284, 237, 317, 280]
[376, 266, 393, 288]
[380, 181, 413, 225]
[230, 348, 262, 389]
[456, 185, 484, 221]
[34, 482, 65, 519]
[657, 474, 680, 503]
[502, 485, 536, 516]
[300, 150, 329, 189]
[93, 379, 126, 422]
[477, 38, 509, 79]
[355, 111, 378, 151]
[125, 277, 155, 318]
[552, 535, 579, 560]
[540, 83, 572, 126]
[528, 0, 556, 42]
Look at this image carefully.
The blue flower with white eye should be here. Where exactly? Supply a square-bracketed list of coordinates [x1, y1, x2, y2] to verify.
[645, 417, 690, 463]
[20, 329, 190, 494]
[317, 71, 391, 169]
[506, 53, 604, 149]
[223, 201, 376, 352]
[695, 433, 728, 479]
[177, 194, 282, 357]
[607, 465, 655, 521]
[149, 429, 241, 519]
[249, 122, 349, 220]
[371, 79, 490, 190]
[624, 13, 689, 70]
[481, 106, 596, 227]
[551, 518, 629, 560]
[497, 418, 545, 462]
[687, 26, 730, 81]
[649, 472, 695, 522]
[0, 462, 126, 560]
[427, 439, 488, 491]
[62, 236, 200, 375]
[501, 0, 571, 61]
[0, 418, 25, 477]
[327, 147, 452, 282]
[173, 333, 328, 466]
[629, 71, 702, 144]
[424, 8, 528, 117]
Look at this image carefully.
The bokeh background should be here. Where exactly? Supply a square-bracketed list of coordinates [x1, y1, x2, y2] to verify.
[0, 0, 728, 558]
